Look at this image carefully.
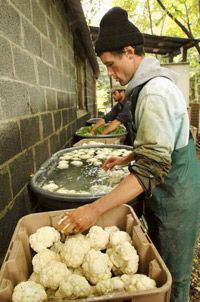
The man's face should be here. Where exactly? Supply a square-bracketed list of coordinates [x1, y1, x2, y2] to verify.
[112, 90, 125, 102]
[100, 50, 135, 85]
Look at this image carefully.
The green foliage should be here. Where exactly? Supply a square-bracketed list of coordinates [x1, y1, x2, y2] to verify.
[77, 124, 126, 136]
[81, 0, 200, 105]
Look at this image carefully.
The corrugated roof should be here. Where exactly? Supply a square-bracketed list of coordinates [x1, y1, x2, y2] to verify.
[90, 26, 200, 61]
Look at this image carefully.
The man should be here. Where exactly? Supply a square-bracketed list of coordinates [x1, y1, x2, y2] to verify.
[90, 85, 133, 145]
[57, 7, 200, 302]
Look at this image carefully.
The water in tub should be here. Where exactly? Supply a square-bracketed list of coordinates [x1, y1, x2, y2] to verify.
[40, 147, 132, 195]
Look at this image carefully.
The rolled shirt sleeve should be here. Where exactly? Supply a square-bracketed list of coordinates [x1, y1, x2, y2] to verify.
[128, 78, 189, 193]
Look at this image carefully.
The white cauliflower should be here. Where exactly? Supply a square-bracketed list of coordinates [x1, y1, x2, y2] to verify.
[82, 249, 113, 285]
[29, 226, 61, 253]
[104, 226, 120, 234]
[12, 280, 47, 302]
[86, 225, 109, 250]
[39, 260, 71, 290]
[72, 266, 84, 276]
[57, 160, 69, 169]
[32, 248, 61, 273]
[50, 241, 64, 255]
[71, 160, 83, 167]
[95, 276, 124, 295]
[109, 230, 132, 247]
[121, 274, 156, 292]
[55, 274, 92, 299]
[42, 181, 58, 192]
[61, 233, 90, 268]
[107, 241, 139, 275]
[28, 272, 40, 284]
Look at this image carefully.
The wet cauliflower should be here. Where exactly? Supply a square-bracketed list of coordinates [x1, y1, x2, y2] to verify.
[29, 226, 60, 253]
[39, 260, 71, 290]
[86, 225, 109, 250]
[12, 280, 47, 302]
[61, 234, 90, 268]
[55, 274, 92, 299]
[107, 241, 139, 275]
[82, 249, 113, 285]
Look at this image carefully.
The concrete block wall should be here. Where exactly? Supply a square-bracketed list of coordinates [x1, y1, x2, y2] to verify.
[0, 0, 92, 264]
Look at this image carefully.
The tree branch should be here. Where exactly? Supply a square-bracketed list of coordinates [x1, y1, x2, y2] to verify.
[155, 0, 200, 56]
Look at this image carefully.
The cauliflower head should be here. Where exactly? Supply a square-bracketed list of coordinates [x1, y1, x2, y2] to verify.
[39, 260, 71, 290]
[28, 272, 40, 284]
[95, 276, 124, 295]
[29, 226, 60, 252]
[12, 280, 47, 302]
[50, 241, 64, 255]
[86, 225, 109, 250]
[55, 274, 92, 299]
[104, 226, 120, 235]
[121, 274, 156, 292]
[82, 249, 113, 285]
[32, 248, 60, 273]
[107, 241, 139, 275]
[61, 233, 90, 268]
[109, 230, 132, 247]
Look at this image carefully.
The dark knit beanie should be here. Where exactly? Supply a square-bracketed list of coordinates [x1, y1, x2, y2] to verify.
[95, 7, 144, 55]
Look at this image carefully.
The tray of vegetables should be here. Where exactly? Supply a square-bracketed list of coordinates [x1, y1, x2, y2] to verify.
[75, 124, 127, 138]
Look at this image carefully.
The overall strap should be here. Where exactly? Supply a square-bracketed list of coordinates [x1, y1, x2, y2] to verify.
[130, 80, 150, 124]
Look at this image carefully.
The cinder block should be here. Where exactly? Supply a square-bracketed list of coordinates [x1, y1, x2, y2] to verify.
[0, 121, 21, 165]
[50, 133, 60, 154]
[46, 88, 57, 111]
[37, 59, 50, 86]
[0, 80, 31, 120]
[10, 150, 34, 196]
[62, 108, 69, 126]
[19, 116, 40, 150]
[28, 86, 46, 113]
[0, 1, 21, 44]
[32, 1, 47, 36]
[13, 46, 36, 84]
[34, 140, 49, 171]
[50, 67, 61, 89]
[10, 0, 31, 20]
[41, 112, 53, 138]
[47, 20, 57, 46]
[0, 168, 12, 211]
[0, 36, 13, 78]
[41, 36, 54, 65]
[22, 18, 41, 57]
[53, 111, 62, 130]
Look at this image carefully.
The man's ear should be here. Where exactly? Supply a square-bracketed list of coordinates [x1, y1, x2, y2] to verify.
[124, 46, 135, 57]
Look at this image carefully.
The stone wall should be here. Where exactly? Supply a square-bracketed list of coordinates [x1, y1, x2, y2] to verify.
[0, 0, 93, 263]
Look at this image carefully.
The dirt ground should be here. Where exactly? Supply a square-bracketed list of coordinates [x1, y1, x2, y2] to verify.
[190, 234, 200, 302]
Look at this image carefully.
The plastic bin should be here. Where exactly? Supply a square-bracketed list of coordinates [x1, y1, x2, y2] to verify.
[0, 204, 172, 302]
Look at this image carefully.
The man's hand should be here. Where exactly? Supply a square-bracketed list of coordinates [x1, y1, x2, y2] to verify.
[56, 203, 100, 235]
[102, 156, 126, 171]
[102, 152, 134, 171]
